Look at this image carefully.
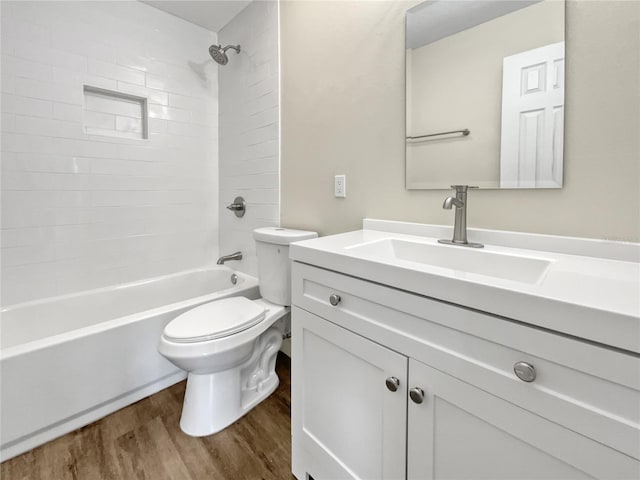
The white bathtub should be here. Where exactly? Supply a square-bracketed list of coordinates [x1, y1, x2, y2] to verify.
[0, 266, 259, 461]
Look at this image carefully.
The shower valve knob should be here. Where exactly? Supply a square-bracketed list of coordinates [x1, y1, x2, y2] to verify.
[226, 196, 246, 217]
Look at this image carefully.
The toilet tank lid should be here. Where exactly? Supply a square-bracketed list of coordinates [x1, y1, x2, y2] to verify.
[253, 227, 318, 245]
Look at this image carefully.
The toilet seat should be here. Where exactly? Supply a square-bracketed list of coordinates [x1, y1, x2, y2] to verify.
[163, 297, 266, 343]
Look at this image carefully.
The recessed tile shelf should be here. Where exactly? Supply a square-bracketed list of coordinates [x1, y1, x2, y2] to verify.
[83, 85, 148, 140]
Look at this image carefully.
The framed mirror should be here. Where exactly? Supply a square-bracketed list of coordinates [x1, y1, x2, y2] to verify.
[405, 0, 565, 189]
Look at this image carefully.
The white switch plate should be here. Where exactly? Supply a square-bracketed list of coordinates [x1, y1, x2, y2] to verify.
[334, 174, 346, 198]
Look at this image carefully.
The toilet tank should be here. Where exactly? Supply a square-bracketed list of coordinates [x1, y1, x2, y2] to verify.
[253, 227, 318, 306]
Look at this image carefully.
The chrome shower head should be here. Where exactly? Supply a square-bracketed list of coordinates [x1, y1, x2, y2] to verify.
[208, 44, 241, 65]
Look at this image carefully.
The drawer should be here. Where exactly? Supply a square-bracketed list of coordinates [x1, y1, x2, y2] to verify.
[292, 261, 640, 460]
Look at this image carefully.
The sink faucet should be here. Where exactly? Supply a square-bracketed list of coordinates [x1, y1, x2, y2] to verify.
[438, 185, 484, 248]
[216, 251, 243, 265]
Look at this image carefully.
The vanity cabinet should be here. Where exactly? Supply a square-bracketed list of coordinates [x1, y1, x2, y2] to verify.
[292, 307, 407, 480]
[291, 262, 640, 480]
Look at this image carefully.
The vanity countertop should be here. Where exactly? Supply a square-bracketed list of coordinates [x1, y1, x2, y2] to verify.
[290, 220, 640, 354]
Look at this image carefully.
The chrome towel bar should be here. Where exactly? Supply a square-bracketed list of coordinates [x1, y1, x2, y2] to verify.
[406, 129, 470, 141]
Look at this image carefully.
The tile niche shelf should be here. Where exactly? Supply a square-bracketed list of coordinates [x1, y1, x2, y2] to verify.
[83, 85, 148, 140]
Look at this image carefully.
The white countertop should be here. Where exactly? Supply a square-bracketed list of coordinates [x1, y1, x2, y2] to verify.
[290, 220, 640, 354]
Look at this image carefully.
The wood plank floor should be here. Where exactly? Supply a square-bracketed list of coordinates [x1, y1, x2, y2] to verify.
[1, 353, 294, 480]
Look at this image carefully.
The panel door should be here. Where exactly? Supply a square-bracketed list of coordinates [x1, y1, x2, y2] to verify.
[500, 42, 565, 188]
[292, 307, 408, 480]
[407, 358, 639, 480]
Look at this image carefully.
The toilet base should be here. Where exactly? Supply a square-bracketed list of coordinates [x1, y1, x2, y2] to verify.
[178, 324, 284, 437]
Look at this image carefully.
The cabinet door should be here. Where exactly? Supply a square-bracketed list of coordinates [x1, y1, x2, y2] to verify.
[292, 307, 408, 480]
[407, 358, 639, 480]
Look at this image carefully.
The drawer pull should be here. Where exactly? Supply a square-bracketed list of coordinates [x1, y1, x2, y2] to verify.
[409, 387, 425, 404]
[385, 377, 400, 392]
[514, 362, 536, 382]
[329, 294, 341, 306]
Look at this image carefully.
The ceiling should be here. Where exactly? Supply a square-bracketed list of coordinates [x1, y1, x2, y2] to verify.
[407, 0, 541, 49]
[142, 1, 252, 32]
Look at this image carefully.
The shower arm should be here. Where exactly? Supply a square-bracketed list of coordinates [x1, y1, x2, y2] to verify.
[222, 45, 241, 54]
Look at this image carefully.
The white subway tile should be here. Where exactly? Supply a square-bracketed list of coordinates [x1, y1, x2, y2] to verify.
[148, 117, 168, 134]
[2, 113, 16, 132]
[1, 1, 219, 303]
[12, 43, 88, 72]
[117, 144, 167, 162]
[168, 93, 202, 111]
[217, 0, 279, 278]
[88, 59, 145, 86]
[1, 152, 91, 174]
[1, 74, 16, 93]
[2, 55, 52, 81]
[2, 93, 53, 118]
[245, 106, 278, 132]
[52, 67, 117, 91]
[117, 82, 169, 106]
[52, 102, 82, 122]
[1, 226, 53, 248]
[245, 90, 278, 115]
[51, 32, 117, 64]
[249, 140, 278, 160]
[15, 115, 82, 139]
[241, 123, 278, 146]
[84, 110, 115, 130]
[115, 116, 143, 134]
[85, 92, 143, 119]
[1, 22, 50, 52]
[116, 53, 154, 73]
[14, 77, 83, 105]
[84, 127, 142, 141]
[146, 74, 188, 95]
[148, 104, 191, 122]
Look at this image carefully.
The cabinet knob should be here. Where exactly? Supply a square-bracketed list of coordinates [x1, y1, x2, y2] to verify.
[385, 377, 400, 392]
[329, 294, 341, 306]
[513, 362, 536, 382]
[409, 387, 425, 404]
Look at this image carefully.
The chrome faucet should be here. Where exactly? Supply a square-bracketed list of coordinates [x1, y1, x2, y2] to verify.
[438, 185, 484, 248]
[216, 251, 243, 265]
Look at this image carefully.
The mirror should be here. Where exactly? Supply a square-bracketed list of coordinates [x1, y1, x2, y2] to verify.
[406, 0, 565, 189]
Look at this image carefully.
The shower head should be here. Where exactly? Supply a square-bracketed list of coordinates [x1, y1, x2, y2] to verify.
[208, 44, 241, 65]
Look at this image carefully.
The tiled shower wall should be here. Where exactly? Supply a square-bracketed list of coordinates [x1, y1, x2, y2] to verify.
[1, 2, 219, 304]
[218, 0, 280, 277]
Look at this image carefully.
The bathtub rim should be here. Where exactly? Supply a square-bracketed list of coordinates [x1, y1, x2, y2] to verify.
[0, 266, 259, 359]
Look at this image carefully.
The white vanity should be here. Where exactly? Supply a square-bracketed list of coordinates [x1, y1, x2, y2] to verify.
[289, 220, 639, 480]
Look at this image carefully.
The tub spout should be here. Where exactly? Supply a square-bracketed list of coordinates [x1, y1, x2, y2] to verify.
[217, 251, 243, 265]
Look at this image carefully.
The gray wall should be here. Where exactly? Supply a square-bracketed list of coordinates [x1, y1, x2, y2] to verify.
[280, 0, 640, 242]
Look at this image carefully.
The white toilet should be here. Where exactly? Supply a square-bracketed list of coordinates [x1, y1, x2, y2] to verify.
[158, 227, 317, 436]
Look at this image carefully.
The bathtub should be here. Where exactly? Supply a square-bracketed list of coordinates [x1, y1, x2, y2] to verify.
[0, 266, 259, 461]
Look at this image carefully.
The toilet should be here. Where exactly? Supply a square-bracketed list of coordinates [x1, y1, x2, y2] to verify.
[158, 227, 317, 436]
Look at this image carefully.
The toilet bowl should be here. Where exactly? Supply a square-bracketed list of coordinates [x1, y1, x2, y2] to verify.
[159, 297, 287, 436]
[158, 227, 317, 436]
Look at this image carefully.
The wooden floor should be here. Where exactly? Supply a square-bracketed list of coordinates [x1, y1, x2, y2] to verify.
[1, 354, 294, 480]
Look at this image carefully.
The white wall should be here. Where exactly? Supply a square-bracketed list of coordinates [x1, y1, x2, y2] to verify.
[218, 0, 280, 277]
[1, 1, 219, 305]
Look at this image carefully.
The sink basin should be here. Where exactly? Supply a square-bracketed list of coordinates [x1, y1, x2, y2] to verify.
[347, 238, 552, 284]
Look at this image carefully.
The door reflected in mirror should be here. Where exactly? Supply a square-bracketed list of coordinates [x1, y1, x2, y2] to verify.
[406, 0, 565, 189]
